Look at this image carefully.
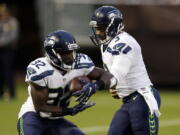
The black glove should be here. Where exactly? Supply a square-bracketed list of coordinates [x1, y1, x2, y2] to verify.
[72, 82, 99, 103]
[62, 102, 96, 116]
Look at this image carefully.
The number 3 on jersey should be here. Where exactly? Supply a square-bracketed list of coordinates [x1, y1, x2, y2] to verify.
[113, 43, 132, 54]
[113, 37, 132, 54]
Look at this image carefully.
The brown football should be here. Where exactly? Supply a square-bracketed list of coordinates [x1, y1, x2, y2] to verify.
[68, 76, 90, 93]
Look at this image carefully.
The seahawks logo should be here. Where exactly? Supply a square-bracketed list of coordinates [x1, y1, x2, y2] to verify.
[67, 43, 79, 50]
[27, 67, 36, 77]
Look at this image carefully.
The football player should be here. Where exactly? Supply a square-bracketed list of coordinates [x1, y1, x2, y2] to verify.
[17, 30, 117, 135]
[85, 6, 161, 135]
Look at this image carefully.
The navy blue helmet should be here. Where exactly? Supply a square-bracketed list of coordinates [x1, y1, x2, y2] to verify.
[89, 6, 124, 46]
[44, 30, 80, 71]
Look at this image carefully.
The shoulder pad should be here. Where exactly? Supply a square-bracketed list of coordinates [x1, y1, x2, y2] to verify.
[26, 58, 54, 82]
[108, 35, 132, 55]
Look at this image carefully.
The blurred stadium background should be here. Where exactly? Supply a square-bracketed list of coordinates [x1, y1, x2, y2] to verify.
[0, 0, 180, 134]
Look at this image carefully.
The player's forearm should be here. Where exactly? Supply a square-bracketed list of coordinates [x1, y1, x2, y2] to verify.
[30, 83, 65, 115]
[35, 104, 61, 113]
[35, 104, 75, 116]
[99, 72, 117, 89]
[35, 104, 66, 116]
[89, 67, 116, 90]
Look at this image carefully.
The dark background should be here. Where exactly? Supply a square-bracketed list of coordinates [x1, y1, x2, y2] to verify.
[3, 0, 180, 87]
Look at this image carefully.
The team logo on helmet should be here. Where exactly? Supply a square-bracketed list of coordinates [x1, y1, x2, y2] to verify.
[67, 43, 79, 50]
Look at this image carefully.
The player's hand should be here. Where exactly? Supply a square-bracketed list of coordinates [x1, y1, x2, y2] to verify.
[109, 89, 120, 99]
[71, 102, 96, 116]
[62, 102, 96, 116]
[72, 82, 99, 103]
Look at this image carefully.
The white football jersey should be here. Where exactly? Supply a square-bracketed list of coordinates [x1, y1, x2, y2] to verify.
[18, 53, 95, 119]
[101, 32, 152, 98]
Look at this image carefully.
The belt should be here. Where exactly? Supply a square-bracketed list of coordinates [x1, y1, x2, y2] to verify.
[122, 86, 154, 103]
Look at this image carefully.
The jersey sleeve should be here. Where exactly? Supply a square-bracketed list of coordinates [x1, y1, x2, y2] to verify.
[25, 58, 54, 87]
[75, 53, 95, 75]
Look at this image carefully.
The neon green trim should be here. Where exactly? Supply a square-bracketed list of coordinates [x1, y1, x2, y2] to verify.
[149, 113, 156, 135]
[19, 117, 24, 135]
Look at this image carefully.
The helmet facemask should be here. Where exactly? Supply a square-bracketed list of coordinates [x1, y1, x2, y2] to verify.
[89, 21, 108, 46]
[89, 17, 124, 47]
[53, 49, 78, 71]
[89, 23, 109, 46]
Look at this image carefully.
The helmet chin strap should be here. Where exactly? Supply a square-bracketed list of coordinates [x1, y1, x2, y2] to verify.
[99, 36, 111, 45]
[56, 53, 74, 71]
[47, 47, 78, 71]
[61, 63, 75, 71]
[46, 55, 63, 70]
[48, 55, 74, 72]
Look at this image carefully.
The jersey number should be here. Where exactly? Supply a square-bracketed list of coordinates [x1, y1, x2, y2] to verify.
[31, 60, 46, 69]
[114, 36, 132, 54]
[48, 88, 70, 107]
[113, 43, 132, 54]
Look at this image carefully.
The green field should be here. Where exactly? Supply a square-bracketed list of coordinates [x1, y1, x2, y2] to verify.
[0, 82, 180, 135]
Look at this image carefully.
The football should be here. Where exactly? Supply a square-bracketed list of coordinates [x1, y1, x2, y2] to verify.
[68, 76, 90, 93]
